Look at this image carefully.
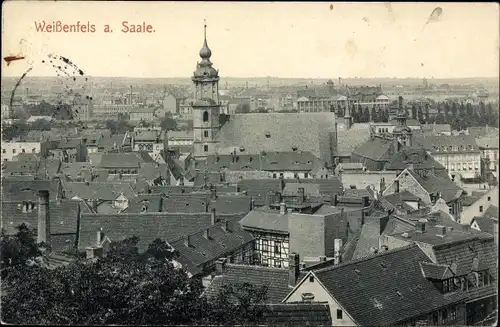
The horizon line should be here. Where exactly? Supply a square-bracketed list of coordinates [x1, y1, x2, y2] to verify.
[2, 75, 499, 80]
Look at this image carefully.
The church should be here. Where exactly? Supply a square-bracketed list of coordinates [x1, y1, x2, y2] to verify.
[189, 23, 337, 166]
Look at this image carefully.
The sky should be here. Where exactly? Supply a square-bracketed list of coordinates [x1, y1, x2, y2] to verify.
[1, 1, 499, 79]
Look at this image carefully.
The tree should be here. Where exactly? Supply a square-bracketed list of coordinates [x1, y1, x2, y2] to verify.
[451, 102, 457, 117]
[1, 224, 41, 278]
[1, 234, 268, 326]
[435, 113, 445, 124]
[160, 113, 178, 131]
[1, 120, 29, 141]
[370, 106, 377, 122]
[417, 108, 424, 124]
[105, 119, 133, 135]
[444, 102, 450, 116]
[235, 103, 251, 114]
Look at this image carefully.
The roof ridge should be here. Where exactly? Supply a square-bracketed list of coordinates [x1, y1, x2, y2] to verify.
[224, 263, 289, 272]
[315, 243, 419, 274]
[420, 261, 450, 268]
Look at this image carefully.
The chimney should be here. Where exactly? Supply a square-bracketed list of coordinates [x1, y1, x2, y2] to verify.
[436, 225, 447, 237]
[415, 219, 427, 233]
[184, 235, 192, 247]
[380, 245, 389, 252]
[215, 257, 227, 274]
[370, 246, 379, 254]
[332, 194, 338, 206]
[319, 255, 327, 262]
[222, 220, 232, 232]
[362, 196, 369, 208]
[204, 228, 211, 240]
[334, 239, 343, 265]
[280, 202, 287, 215]
[211, 208, 216, 225]
[211, 187, 217, 200]
[493, 221, 498, 246]
[37, 190, 51, 249]
[380, 178, 386, 193]
[394, 180, 400, 193]
[431, 165, 436, 175]
[361, 209, 365, 225]
[250, 198, 256, 210]
[288, 253, 300, 287]
[297, 187, 305, 204]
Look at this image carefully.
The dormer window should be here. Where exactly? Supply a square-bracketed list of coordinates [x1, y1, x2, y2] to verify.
[265, 132, 271, 138]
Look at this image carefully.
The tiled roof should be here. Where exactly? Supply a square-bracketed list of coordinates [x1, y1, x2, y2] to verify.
[1, 175, 36, 181]
[311, 245, 467, 326]
[205, 264, 307, 303]
[120, 195, 163, 213]
[286, 178, 343, 198]
[1, 199, 80, 235]
[283, 183, 320, 197]
[206, 153, 261, 171]
[484, 205, 498, 219]
[56, 138, 82, 149]
[150, 185, 198, 195]
[261, 302, 332, 326]
[169, 221, 254, 271]
[475, 136, 499, 149]
[211, 195, 252, 214]
[78, 212, 247, 252]
[389, 224, 491, 246]
[260, 151, 323, 172]
[419, 262, 452, 280]
[162, 193, 209, 213]
[414, 135, 481, 153]
[343, 188, 373, 200]
[239, 208, 289, 234]
[351, 222, 382, 260]
[406, 169, 465, 203]
[237, 179, 284, 206]
[334, 123, 372, 157]
[385, 146, 447, 171]
[381, 193, 417, 214]
[63, 182, 136, 201]
[216, 113, 336, 166]
[99, 153, 143, 169]
[432, 237, 497, 300]
[471, 216, 497, 235]
[1, 180, 61, 202]
[352, 136, 395, 162]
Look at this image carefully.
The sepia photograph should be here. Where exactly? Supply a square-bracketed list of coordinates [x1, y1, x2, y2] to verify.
[1, 1, 499, 326]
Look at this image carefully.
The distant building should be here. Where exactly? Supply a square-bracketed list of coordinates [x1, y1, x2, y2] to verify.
[1, 141, 51, 161]
[129, 108, 155, 121]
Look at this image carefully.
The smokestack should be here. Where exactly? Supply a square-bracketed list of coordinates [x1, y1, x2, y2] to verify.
[211, 208, 216, 225]
[280, 202, 287, 215]
[334, 239, 343, 265]
[37, 190, 51, 249]
[288, 253, 300, 287]
[297, 187, 305, 204]
[394, 180, 400, 193]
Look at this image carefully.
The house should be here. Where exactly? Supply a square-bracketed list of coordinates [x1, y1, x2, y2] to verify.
[239, 195, 348, 268]
[350, 136, 398, 171]
[382, 168, 466, 222]
[470, 216, 498, 235]
[283, 244, 468, 326]
[1, 141, 51, 161]
[1, 179, 63, 202]
[475, 136, 499, 180]
[414, 135, 482, 182]
[98, 153, 145, 175]
[381, 221, 497, 326]
[62, 181, 136, 213]
[204, 253, 309, 303]
[331, 122, 372, 162]
[50, 137, 86, 162]
[460, 186, 498, 225]
[259, 302, 332, 326]
[129, 127, 166, 156]
[167, 219, 254, 276]
[1, 190, 81, 253]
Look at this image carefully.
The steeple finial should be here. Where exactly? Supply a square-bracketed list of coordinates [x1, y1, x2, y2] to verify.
[199, 19, 212, 60]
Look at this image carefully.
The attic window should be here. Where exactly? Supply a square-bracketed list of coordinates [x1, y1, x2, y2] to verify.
[265, 132, 271, 138]
[292, 146, 298, 151]
[309, 275, 315, 282]
[239, 146, 245, 152]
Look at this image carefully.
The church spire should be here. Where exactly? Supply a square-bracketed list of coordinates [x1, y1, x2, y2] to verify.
[199, 19, 212, 61]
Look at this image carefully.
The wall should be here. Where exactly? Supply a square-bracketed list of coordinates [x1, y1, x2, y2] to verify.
[289, 213, 327, 258]
[285, 273, 357, 326]
[383, 170, 431, 204]
[340, 171, 397, 192]
[1, 141, 47, 161]
[431, 152, 482, 179]
[225, 170, 272, 183]
[460, 187, 499, 225]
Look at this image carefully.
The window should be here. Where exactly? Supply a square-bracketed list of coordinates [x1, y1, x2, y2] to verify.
[272, 173, 277, 179]
[450, 306, 457, 321]
[304, 173, 309, 178]
[203, 111, 209, 122]
[274, 241, 282, 255]
[204, 145, 208, 152]
[442, 308, 448, 322]
[12, 149, 16, 154]
[488, 196, 491, 201]
[309, 275, 315, 283]
[204, 131, 209, 138]
[336, 309, 343, 320]
[2, 149, 5, 153]
[479, 206, 484, 213]
[22, 149, 25, 153]
[443, 279, 449, 292]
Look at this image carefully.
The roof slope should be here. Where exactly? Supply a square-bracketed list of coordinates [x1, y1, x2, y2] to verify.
[261, 302, 332, 326]
[312, 244, 466, 326]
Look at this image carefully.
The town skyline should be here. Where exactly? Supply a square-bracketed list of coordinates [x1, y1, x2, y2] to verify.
[2, 2, 499, 79]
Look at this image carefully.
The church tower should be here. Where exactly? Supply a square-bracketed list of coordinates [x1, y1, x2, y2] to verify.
[192, 21, 220, 160]
[392, 96, 413, 149]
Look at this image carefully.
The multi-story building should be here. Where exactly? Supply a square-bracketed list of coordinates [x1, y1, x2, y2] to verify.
[414, 135, 482, 181]
[129, 108, 155, 122]
[1, 141, 51, 161]
[91, 104, 135, 120]
[128, 127, 166, 156]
